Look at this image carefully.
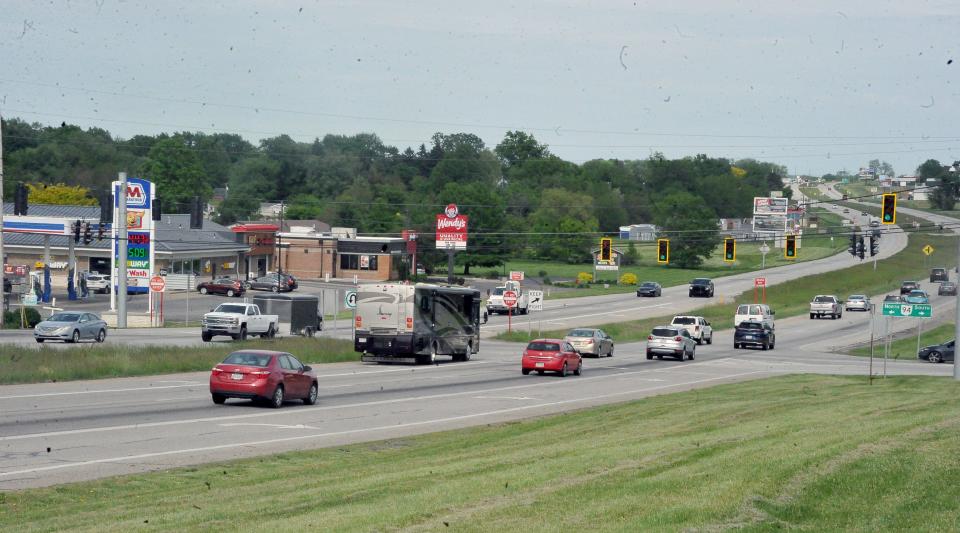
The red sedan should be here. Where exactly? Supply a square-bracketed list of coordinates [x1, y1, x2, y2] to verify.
[521, 339, 582, 377]
[210, 350, 318, 407]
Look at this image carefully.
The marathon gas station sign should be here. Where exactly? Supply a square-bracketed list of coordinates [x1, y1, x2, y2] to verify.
[111, 178, 156, 294]
[436, 203, 468, 250]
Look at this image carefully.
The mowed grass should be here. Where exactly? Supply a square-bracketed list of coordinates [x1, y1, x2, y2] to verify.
[497, 233, 958, 343]
[848, 322, 955, 360]
[0, 337, 358, 385]
[3, 375, 960, 531]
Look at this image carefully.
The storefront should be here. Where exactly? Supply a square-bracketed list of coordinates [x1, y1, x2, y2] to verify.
[277, 228, 407, 281]
[230, 223, 279, 279]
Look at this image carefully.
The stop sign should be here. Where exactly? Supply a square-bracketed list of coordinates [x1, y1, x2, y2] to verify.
[149, 276, 166, 292]
[502, 290, 518, 308]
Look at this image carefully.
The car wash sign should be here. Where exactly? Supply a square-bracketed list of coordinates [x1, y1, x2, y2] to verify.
[111, 178, 156, 294]
[436, 203, 468, 250]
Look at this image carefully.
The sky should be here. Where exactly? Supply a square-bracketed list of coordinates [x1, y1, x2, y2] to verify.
[1, 0, 958, 177]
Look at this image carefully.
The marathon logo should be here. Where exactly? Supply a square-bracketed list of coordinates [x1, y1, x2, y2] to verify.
[125, 183, 148, 207]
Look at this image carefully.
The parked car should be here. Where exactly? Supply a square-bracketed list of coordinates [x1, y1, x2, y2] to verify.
[85, 273, 111, 294]
[918, 339, 955, 363]
[521, 339, 582, 377]
[646, 326, 696, 361]
[844, 294, 872, 311]
[734, 303, 775, 329]
[733, 320, 775, 350]
[670, 315, 713, 345]
[938, 282, 958, 296]
[869, 219, 880, 227]
[245, 273, 296, 292]
[688, 278, 715, 298]
[636, 281, 662, 297]
[904, 290, 929, 304]
[197, 277, 245, 297]
[930, 268, 949, 282]
[900, 281, 920, 295]
[563, 328, 614, 357]
[209, 350, 318, 407]
[34, 312, 107, 343]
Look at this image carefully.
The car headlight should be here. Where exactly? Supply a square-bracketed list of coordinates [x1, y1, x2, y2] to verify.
[56, 326, 72, 333]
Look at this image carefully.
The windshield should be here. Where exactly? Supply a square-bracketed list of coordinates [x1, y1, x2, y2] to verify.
[222, 352, 272, 367]
[48, 313, 81, 322]
[214, 305, 248, 314]
[738, 322, 763, 330]
[692, 279, 710, 285]
[641, 282, 657, 288]
[813, 296, 834, 303]
[527, 342, 560, 352]
[567, 329, 594, 337]
[671, 317, 695, 324]
[492, 288, 505, 295]
[651, 328, 678, 337]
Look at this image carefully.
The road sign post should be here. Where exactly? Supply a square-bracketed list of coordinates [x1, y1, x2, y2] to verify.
[754, 277, 766, 304]
[527, 289, 543, 335]
[503, 289, 518, 333]
[149, 276, 165, 327]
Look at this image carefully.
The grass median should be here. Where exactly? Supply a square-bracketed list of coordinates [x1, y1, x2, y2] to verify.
[496, 232, 958, 343]
[847, 322, 954, 360]
[3, 375, 959, 531]
[0, 337, 358, 385]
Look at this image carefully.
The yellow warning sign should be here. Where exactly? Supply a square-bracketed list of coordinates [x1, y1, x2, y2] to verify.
[922, 244, 935, 256]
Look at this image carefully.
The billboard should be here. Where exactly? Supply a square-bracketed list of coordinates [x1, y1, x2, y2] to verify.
[435, 203, 468, 250]
[753, 214, 788, 234]
[111, 177, 155, 295]
[753, 197, 788, 215]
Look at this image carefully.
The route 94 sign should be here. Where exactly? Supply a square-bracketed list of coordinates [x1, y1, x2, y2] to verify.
[882, 302, 932, 318]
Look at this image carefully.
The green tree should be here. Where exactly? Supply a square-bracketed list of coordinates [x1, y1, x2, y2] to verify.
[140, 137, 210, 211]
[494, 131, 550, 168]
[215, 192, 260, 225]
[653, 191, 721, 268]
[918, 159, 953, 210]
[529, 188, 598, 262]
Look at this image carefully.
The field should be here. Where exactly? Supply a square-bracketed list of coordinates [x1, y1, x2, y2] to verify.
[0, 337, 358, 385]
[3, 375, 959, 531]
[497, 233, 957, 343]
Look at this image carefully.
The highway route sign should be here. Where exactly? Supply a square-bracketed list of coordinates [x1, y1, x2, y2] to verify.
[923, 244, 935, 256]
[528, 290, 544, 312]
[148, 276, 165, 292]
[345, 290, 357, 309]
[502, 290, 518, 308]
[882, 302, 932, 318]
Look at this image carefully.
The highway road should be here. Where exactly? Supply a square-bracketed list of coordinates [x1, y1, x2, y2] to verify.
[0, 305, 953, 491]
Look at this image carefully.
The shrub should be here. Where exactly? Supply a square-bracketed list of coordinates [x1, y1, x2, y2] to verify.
[542, 276, 552, 285]
[484, 270, 500, 280]
[619, 273, 639, 285]
[576, 272, 593, 285]
[4, 308, 41, 328]
[538, 270, 548, 278]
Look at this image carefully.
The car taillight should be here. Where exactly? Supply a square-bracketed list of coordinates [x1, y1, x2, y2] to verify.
[234, 282, 241, 288]
[675, 336, 683, 341]
[251, 371, 270, 376]
[211, 367, 223, 373]
[647, 335, 653, 340]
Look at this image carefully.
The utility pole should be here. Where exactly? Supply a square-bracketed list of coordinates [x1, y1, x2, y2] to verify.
[118, 172, 128, 328]
[0, 114, 5, 329]
[276, 200, 284, 291]
[955, 234, 960, 381]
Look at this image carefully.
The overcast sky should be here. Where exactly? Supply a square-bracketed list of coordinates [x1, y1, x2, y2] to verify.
[1, 1, 958, 177]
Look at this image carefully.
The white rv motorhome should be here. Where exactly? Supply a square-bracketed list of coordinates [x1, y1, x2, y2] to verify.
[354, 283, 481, 364]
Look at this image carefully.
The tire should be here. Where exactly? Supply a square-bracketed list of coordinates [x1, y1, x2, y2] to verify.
[559, 363, 568, 378]
[574, 361, 582, 376]
[522, 369, 530, 375]
[96, 329, 106, 343]
[608, 345, 614, 357]
[304, 383, 318, 405]
[69, 330, 80, 344]
[928, 351, 943, 363]
[657, 355, 663, 360]
[646, 351, 653, 360]
[200, 287, 208, 295]
[810, 313, 815, 319]
[706, 334, 712, 345]
[304, 327, 315, 338]
[696, 337, 702, 345]
[267, 324, 276, 339]
[463, 342, 473, 362]
[838, 313, 842, 319]
[201, 331, 212, 342]
[677, 349, 685, 361]
[689, 348, 695, 361]
[238, 326, 247, 342]
[271, 286, 279, 293]
[762, 341, 769, 351]
[212, 394, 226, 405]
[734, 343, 739, 349]
[269, 385, 284, 408]
[227, 289, 235, 297]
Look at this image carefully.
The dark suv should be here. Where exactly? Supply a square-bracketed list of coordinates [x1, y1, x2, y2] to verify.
[900, 281, 920, 295]
[734, 321, 775, 350]
[688, 278, 715, 298]
[930, 268, 948, 283]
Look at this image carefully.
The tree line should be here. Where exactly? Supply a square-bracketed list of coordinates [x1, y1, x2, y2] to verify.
[1, 118, 789, 270]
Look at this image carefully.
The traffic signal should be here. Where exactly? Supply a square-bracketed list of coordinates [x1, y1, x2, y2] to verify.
[72, 220, 81, 244]
[657, 239, 669, 264]
[600, 237, 612, 262]
[97, 222, 105, 241]
[723, 238, 736, 262]
[857, 235, 865, 260]
[848, 233, 858, 257]
[82, 222, 93, 245]
[13, 183, 29, 216]
[881, 193, 896, 224]
[189, 196, 203, 229]
[784, 234, 797, 259]
[98, 190, 111, 223]
[152, 198, 162, 222]
[869, 234, 879, 257]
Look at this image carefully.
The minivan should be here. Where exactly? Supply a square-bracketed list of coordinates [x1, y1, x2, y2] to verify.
[734, 303, 774, 329]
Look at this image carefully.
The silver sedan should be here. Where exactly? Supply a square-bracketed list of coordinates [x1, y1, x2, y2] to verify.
[844, 295, 872, 311]
[34, 312, 108, 343]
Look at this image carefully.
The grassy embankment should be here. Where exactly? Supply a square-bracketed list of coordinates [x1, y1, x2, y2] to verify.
[3, 375, 959, 531]
[496, 232, 957, 343]
[498, 212, 847, 300]
[0, 337, 357, 386]
[848, 323, 955, 360]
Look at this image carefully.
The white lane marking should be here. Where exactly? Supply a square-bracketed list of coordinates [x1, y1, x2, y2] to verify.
[0, 358, 753, 442]
[220, 423, 318, 430]
[318, 360, 492, 378]
[472, 396, 535, 401]
[482, 303, 673, 330]
[0, 370, 767, 479]
[0, 383, 205, 400]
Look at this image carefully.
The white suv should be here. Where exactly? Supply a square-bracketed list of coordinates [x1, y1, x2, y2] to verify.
[669, 315, 713, 345]
[85, 273, 111, 294]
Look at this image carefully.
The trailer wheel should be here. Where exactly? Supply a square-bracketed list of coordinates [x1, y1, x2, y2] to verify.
[302, 326, 314, 338]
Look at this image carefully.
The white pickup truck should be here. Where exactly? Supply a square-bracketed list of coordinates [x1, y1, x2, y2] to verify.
[202, 303, 279, 341]
[486, 280, 529, 315]
[809, 295, 843, 320]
